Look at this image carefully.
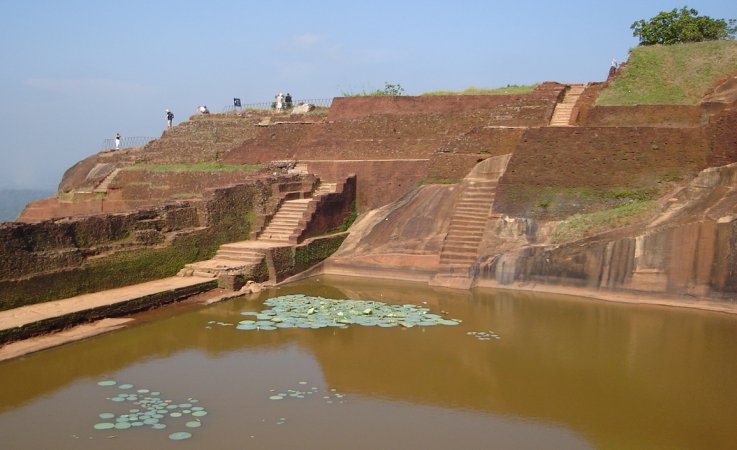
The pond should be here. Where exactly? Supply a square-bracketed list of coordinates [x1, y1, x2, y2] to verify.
[1, 275, 736, 449]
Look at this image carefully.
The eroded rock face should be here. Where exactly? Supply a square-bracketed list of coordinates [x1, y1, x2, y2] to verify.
[476, 162, 737, 299]
[327, 161, 737, 302]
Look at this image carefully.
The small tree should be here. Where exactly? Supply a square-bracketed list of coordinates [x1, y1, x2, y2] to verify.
[631, 6, 736, 45]
[375, 82, 405, 96]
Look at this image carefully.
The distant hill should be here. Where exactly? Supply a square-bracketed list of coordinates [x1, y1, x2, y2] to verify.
[0, 189, 54, 222]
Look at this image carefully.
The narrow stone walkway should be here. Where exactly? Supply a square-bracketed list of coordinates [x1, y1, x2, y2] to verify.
[549, 84, 587, 127]
[0, 277, 211, 333]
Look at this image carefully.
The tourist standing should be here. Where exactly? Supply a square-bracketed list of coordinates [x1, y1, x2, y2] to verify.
[115, 132, 121, 150]
[285, 93, 293, 109]
[275, 93, 284, 111]
[166, 109, 174, 129]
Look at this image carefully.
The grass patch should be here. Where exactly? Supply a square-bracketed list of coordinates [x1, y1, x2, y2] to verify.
[598, 41, 737, 105]
[170, 192, 203, 199]
[127, 162, 264, 172]
[551, 200, 656, 244]
[421, 84, 538, 96]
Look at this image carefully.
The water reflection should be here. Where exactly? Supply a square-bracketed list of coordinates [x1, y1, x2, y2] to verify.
[1, 275, 736, 449]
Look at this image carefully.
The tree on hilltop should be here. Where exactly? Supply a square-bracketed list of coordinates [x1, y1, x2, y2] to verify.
[631, 6, 736, 45]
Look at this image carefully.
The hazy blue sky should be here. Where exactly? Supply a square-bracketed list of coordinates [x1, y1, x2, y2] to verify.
[1, 0, 735, 190]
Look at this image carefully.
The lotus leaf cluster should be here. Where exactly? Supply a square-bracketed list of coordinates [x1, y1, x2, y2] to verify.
[94, 380, 206, 441]
[236, 295, 461, 331]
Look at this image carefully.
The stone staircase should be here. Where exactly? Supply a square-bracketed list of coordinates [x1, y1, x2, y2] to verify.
[93, 168, 121, 194]
[549, 84, 587, 127]
[430, 154, 512, 289]
[181, 181, 338, 279]
[182, 242, 270, 279]
[258, 182, 337, 242]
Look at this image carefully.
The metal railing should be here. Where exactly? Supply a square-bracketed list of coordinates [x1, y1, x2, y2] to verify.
[221, 98, 333, 113]
[101, 136, 156, 151]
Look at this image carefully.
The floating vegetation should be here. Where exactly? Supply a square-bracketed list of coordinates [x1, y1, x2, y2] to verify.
[267, 381, 346, 405]
[467, 331, 501, 341]
[235, 295, 461, 331]
[93, 380, 207, 442]
[169, 431, 192, 441]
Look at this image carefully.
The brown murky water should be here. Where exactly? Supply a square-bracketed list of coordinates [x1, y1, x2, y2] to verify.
[1, 275, 736, 449]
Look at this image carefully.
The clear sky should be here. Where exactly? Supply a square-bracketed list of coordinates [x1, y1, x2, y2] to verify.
[1, 0, 735, 190]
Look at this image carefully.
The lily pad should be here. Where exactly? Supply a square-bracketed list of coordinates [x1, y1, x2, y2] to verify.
[98, 413, 115, 419]
[169, 431, 192, 441]
[118, 384, 134, 390]
[185, 421, 202, 428]
[97, 380, 117, 387]
[94, 422, 115, 430]
[192, 410, 208, 417]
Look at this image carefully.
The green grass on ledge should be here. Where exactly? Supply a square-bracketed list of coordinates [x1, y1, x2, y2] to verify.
[597, 41, 737, 105]
[551, 200, 656, 244]
[127, 162, 265, 172]
[421, 84, 538, 96]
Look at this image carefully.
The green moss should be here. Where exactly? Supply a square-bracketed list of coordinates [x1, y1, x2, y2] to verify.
[294, 234, 347, 273]
[335, 201, 357, 233]
[598, 41, 737, 105]
[551, 200, 656, 244]
[503, 186, 658, 220]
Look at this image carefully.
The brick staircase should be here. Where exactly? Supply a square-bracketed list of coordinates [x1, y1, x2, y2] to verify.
[182, 242, 270, 279]
[181, 181, 338, 279]
[258, 182, 337, 242]
[549, 84, 587, 127]
[430, 154, 511, 289]
[93, 168, 121, 194]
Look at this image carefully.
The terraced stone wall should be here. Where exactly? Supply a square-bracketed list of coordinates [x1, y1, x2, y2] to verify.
[112, 169, 266, 202]
[427, 126, 527, 183]
[327, 91, 562, 123]
[582, 105, 702, 127]
[707, 105, 737, 167]
[0, 178, 281, 309]
[303, 160, 429, 212]
[495, 127, 709, 219]
[0, 203, 202, 279]
[140, 113, 260, 164]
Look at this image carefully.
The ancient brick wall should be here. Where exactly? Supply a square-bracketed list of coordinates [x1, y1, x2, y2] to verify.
[303, 160, 430, 212]
[707, 105, 737, 167]
[582, 105, 702, 127]
[327, 91, 562, 123]
[113, 169, 264, 202]
[300, 176, 356, 240]
[495, 127, 709, 218]
[0, 177, 284, 308]
[426, 126, 527, 182]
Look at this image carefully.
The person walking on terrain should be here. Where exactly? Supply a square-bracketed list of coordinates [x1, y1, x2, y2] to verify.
[166, 109, 174, 128]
